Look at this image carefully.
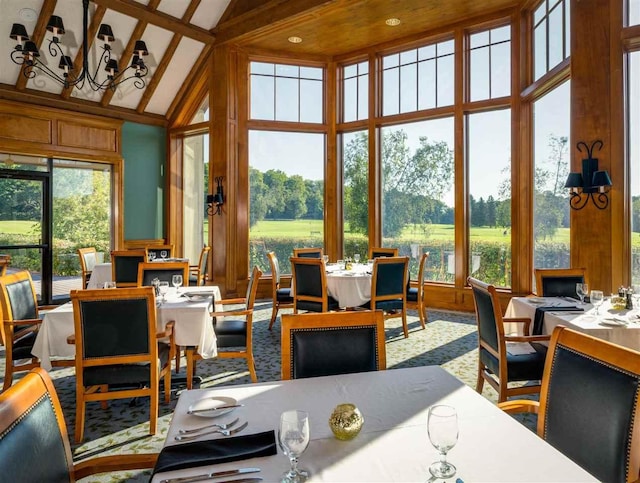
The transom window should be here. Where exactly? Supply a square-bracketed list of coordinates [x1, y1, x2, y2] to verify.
[342, 61, 369, 122]
[468, 26, 511, 101]
[533, 0, 570, 80]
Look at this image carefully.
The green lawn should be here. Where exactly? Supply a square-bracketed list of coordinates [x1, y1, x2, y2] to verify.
[0, 220, 39, 235]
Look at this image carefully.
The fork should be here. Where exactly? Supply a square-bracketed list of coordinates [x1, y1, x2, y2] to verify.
[175, 421, 248, 441]
[178, 417, 240, 435]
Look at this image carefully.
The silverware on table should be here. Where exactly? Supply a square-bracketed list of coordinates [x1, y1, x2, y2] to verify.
[174, 421, 248, 441]
[178, 417, 240, 434]
[187, 404, 244, 415]
[158, 467, 260, 483]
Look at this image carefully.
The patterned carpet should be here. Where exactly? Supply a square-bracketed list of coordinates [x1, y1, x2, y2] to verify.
[1, 303, 536, 482]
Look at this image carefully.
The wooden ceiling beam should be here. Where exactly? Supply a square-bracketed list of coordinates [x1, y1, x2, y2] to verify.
[16, 0, 58, 91]
[90, 0, 214, 44]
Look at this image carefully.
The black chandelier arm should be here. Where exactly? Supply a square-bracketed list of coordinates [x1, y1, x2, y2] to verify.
[110, 65, 149, 89]
[19, 56, 75, 87]
[591, 191, 609, 210]
[568, 191, 590, 210]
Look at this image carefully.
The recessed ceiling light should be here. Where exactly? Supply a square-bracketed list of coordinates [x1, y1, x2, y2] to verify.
[19, 8, 38, 22]
[385, 18, 401, 26]
[288, 36, 303, 44]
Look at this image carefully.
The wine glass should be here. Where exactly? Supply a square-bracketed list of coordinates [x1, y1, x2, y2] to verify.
[160, 250, 168, 260]
[103, 281, 116, 289]
[576, 283, 588, 305]
[427, 405, 458, 479]
[353, 253, 361, 264]
[278, 410, 310, 483]
[322, 255, 329, 265]
[148, 252, 156, 262]
[591, 290, 604, 315]
[158, 281, 169, 303]
[172, 274, 183, 294]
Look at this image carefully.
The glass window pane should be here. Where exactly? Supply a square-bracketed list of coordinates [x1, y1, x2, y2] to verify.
[358, 75, 369, 120]
[251, 75, 274, 120]
[276, 77, 298, 122]
[418, 44, 436, 60]
[183, 134, 208, 263]
[470, 31, 489, 48]
[491, 41, 511, 98]
[383, 53, 399, 69]
[564, 1, 570, 57]
[300, 79, 322, 123]
[276, 64, 298, 77]
[418, 59, 436, 110]
[400, 49, 417, 65]
[344, 77, 357, 123]
[0, 154, 48, 171]
[534, 1, 546, 25]
[344, 64, 357, 78]
[358, 61, 368, 75]
[251, 62, 273, 75]
[437, 54, 454, 107]
[548, 3, 564, 69]
[439, 40, 455, 56]
[630, 52, 640, 284]
[470, 46, 490, 101]
[383, 68, 399, 116]
[300, 66, 322, 80]
[534, 22, 547, 80]
[400, 63, 417, 113]
[492, 25, 511, 43]
[343, 130, 369, 257]
[631, 0, 640, 26]
[467, 110, 512, 287]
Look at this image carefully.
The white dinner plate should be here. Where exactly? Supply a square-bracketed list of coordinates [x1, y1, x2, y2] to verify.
[183, 293, 211, 302]
[527, 297, 546, 305]
[600, 318, 628, 327]
[187, 396, 237, 418]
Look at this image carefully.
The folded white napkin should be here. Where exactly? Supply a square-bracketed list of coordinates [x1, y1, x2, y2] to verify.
[506, 342, 537, 356]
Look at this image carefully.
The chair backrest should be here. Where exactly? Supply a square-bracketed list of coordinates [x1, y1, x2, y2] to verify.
[534, 268, 587, 298]
[111, 250, 146, 287]
[0, 270, 39, 323]
[145, 245, 175, 261]
[281, 310, 386, 380]
[290, 257, 330, 311]
[137, 262, 189, 287]
[267, 251, 282, 289]
[371, 256, 408, 304]
[467, 277, 505, 357]
[0, 254, 10, 277]
[196, 246, 211, 285]
[538, 326, 640, 482]
[369, 247, 399, 259]
[243, 266, 262, 311]
[293, 247, 323, 258]
[77, 247, 97, 273]
[412, 252, 430, 291]
[0, 368, 75, 482]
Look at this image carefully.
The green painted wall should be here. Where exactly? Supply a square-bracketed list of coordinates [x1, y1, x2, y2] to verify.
[122, 122, 166, 239]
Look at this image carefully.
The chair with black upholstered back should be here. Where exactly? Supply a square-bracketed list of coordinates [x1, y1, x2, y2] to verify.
[144, 244, 175, 261]
[281, 310, 386, 380]
[293, 247, 324, 258]
[0, 254, 11, 277]
[368, 247, 399, 258]
[406, 252, 429, 329]
[189, 246, 211, 286]
[267, 251, 293, 330]
[137, 261, 189, 287]
[500, 326, 640, 482]
[360, 256, 409, 337]
[290, 256, 339, 313]
[111, 250, 146, 287]
[0, 368, 157, 482]
[186, 267, 263, 388]
[70, 287, 175, 443]
[468, 277, 550, 403]
[534, 267, 587, 298]
[77, 247, 97, 288]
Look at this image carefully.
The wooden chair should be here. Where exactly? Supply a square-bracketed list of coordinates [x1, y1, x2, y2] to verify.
[111, 250, 146, 287]
[500, 326, 640, 482]
[468, 277, 550, 403]
[0, 270, 61, 390]
[77, 247, 97, 288]
[290, 257, 339, 313]
[534, 268, 587, 298]
[70, 287, 175, 442]
[137, 261, 189, 287]
[361, 256, 409, 338]
[189, 246, 210, 286]
[293, 247, 324, 258]
[368, 247, 399, 258]
[281, 310, 386, 380]
[186, 267, 263, 388]
[0, 254, 10, 277]
[267, 251, 293, 330]
[144, 244, 175, 261]
[0, 368, 157, 481]
[406, 252, 429, 329]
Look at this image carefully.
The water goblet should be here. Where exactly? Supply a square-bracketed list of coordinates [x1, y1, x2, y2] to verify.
[278, 410, 310, 483]
[172, 274, 183, 294]
[158, 281, 170, 303]
[353, 253, 361, 264]
[576, 283, 588, 305]
[591, 290, 604, 315]
[427, 404, 458, 479]
[322, 255, 329, 264]
[160, 250, 168, 260]
[103, 281, 116, 289]
[148, 252, 156, 262]
[337, 259, 345, 270]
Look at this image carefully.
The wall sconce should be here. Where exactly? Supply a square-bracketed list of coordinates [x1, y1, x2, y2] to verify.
[206, 176, 224, 216]
[564, 140, 612, 210]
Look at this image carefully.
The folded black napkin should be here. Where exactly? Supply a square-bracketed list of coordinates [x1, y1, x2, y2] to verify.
[152, 430, 277, 475]
[533, 306, 583, 335]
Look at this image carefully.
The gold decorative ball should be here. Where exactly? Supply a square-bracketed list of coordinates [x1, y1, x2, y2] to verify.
[329, 403, 364, 440]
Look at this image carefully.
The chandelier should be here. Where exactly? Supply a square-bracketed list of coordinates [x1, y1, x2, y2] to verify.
[9, 0, 149, 92]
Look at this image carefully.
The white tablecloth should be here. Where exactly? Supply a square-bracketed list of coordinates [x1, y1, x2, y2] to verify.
[86, 262, 112, 289]
[325, 263, 372, 307]
[32, 286, 222, 370]
[151, 366, 595, 482]
[505, 296, 640, 351]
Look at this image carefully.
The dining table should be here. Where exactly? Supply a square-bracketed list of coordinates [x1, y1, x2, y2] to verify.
[325, 263, 372, 308]
[86, 258, 192, 289]
[32, 285, 222, 370]
[151, 365, 595, 482]
[504, 296, 640, 352]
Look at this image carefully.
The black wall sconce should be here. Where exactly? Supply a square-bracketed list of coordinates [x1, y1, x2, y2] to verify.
[564, 140, 612, 210]
[206, 176, 225, 216]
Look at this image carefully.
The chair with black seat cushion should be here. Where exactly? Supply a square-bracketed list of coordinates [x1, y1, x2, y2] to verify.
[267, 251, 293, 330]
[77, 247, 97, 288]
[468, 276, 550, 403]
[534, 267, 587, 298]
[406, 252, 429, 329]
[137, 261, 189, 287]
[293, 247, 323, 258]
[70, 287, 175, 443]
[0, 368, 157, 482]
[368, 247, 399, 258]
[189, 246, 211, 286]
[500, 326, 640, 482]
[145, 244, 175, 261]
[186, 267, 263, 388]
[290, 256, 339, 313]
[360, 256, 409, 338]
[281, 310, 386, 380]
[0, 270, 61, 390]
[111, 250, 146, 287]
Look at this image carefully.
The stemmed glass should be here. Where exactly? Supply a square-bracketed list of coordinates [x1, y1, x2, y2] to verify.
[353, 253, 361, 264]
[158, 281, 169, 303]
[148, 252, 156, 262]
[278, 410, 310, 483]
[172, 274, 183, 294]
[576, 283, 588, 305]
[427, 405, 458, 479]
[591, 290, 604, 315]
[160, 250, 168, 260]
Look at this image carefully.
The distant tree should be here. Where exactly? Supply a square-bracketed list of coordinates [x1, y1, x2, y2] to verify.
[249, 167, 268, 227]
[303, 179, 323, 219]
[283, 175, 307, 219]
[343, 132, 369, 234]
[486, 195, 497, 227]
[263, 170, 287, 218]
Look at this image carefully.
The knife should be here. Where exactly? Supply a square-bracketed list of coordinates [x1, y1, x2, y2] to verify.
[187, 404, 244, 414]
[159, 467, 260, 483]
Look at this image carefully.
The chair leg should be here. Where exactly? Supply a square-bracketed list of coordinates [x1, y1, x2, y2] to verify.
[3, 363, 12, 392]
[268, 303, 278, 330]
[149, 390, 158, 436]
[100, 385, 108, 409]
[175, 346, 181, 374]
[401, 310, 409, 338]
[164, 369, 171, 404]
[75, 393, 86, 443]
[476, 361, 485, 394]
[247, 354, 258, 383]
[417, 301, 426, 329]
[186, 348, 196, 390]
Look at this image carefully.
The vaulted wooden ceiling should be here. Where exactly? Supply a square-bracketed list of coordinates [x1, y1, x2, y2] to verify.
[0, 0, 519, 127]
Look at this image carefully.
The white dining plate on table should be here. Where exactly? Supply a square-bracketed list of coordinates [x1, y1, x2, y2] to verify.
[599, 317, 628, 327]
[187, 396, 238, 418]
[527, 297, 546, 305]
[182, 293, 211, 302]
